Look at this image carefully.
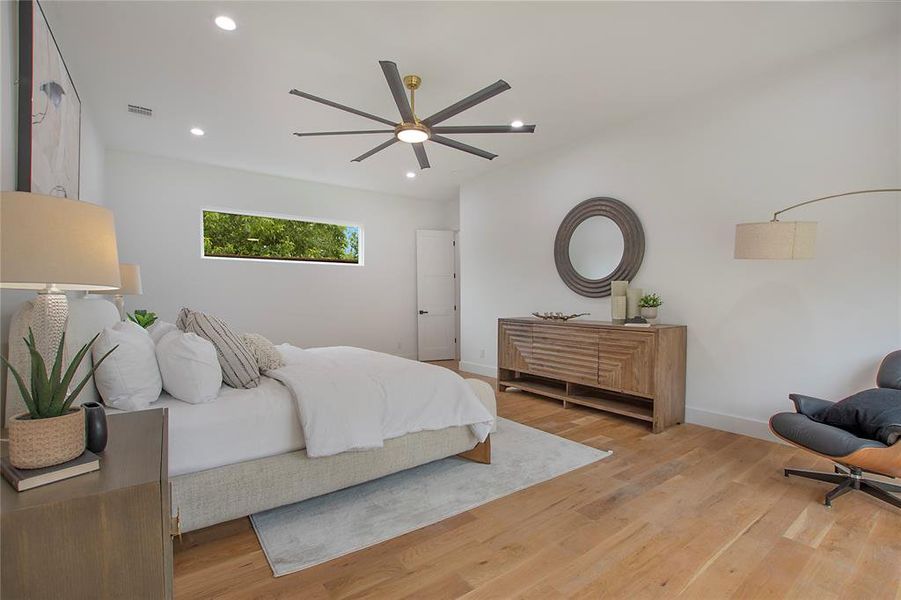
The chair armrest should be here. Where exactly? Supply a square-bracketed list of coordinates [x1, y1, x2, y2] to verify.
[789, 394, 834, 419]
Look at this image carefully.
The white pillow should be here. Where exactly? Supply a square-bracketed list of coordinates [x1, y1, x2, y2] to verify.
[156, 330, 222, 404]
[92, 320, 162, 411]
[147, 320, 178, 345]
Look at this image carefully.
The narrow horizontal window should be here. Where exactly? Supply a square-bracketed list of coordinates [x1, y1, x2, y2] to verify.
[202, 210, 361, 265]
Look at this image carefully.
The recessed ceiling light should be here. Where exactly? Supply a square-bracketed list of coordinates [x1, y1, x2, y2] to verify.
[190, 127, 205, 136]
[406, 172, 416, 179]
[214, 16, 237, 31]
[510, 120, 524, 128]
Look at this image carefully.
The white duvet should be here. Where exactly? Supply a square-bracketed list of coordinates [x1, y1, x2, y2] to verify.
[268, 345, 494, 458]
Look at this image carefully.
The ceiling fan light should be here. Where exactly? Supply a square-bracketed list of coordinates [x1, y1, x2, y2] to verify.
[395, 123, 430, 144]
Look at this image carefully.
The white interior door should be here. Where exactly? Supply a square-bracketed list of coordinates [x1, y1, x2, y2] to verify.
[416, 230, 456, 361]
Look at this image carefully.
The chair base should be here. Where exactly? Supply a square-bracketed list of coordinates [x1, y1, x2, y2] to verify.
[785, 465, 901, 509]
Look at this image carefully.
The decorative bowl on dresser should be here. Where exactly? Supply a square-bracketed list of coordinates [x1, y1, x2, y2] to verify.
[498, 317, 687, 433]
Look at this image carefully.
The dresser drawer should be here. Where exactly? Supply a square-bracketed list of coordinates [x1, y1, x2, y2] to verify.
[597, 330, 656, 397]
[530, 324, 600, 386]
[498, 321, 533, 372]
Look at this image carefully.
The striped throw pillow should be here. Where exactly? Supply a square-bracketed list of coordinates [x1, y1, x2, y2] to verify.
[183, 311, 260, 389]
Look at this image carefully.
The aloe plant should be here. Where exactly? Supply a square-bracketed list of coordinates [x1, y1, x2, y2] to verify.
[127, 309, 158, 328]
[0, 328, 117, 419]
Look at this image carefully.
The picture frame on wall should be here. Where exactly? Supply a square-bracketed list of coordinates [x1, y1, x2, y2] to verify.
[17, 0, 81, 199]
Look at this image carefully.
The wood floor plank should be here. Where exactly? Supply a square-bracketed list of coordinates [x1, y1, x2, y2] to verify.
[173, 363, 901, 599]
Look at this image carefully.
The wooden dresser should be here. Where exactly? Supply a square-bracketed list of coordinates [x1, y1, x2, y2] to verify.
[498, 317, 686, 432]
[1, 409, 173, 599]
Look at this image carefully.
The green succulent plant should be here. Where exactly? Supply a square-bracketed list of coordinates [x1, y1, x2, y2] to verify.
[127, 309, 158, 328]
[639, 293, 663, 308]
[0, 328, 117, 419]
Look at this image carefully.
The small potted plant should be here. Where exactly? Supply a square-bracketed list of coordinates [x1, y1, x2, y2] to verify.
[1, 329, 116, 469]
[639, 293, 663, 320]
[127, 309, 158, 328]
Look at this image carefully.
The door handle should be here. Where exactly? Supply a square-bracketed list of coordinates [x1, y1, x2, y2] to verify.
[419, 310, 429, 315]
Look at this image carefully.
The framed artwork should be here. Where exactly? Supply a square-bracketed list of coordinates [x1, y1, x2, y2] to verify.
[17, 0, 81, 199]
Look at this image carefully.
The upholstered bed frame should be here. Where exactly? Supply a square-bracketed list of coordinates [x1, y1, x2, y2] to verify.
[5, 296, 497, 532]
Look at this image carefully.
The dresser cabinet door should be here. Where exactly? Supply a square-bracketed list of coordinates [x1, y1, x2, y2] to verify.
[597, 330, 656, 397]
[498, 321, 533, 372]
[530, 324, 600, 386]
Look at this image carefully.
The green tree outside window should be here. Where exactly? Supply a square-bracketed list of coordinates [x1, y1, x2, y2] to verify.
[203, 211, 360, 264]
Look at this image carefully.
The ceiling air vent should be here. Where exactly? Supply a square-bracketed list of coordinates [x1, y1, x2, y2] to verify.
[127, 104, 152, 118]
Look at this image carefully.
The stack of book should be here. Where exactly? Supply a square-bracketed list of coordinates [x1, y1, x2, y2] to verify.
[1, 451, 100, 491]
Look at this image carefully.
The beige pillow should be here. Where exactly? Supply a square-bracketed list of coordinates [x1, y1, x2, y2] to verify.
[240, 333, 285, 372]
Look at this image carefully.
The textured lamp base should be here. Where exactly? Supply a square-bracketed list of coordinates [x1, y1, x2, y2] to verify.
[5, 293, 69, 424]
[33, 292, 68, 365]
[785, 465, 901, 509]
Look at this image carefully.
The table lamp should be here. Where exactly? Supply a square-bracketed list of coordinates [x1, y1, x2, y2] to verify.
[0, 191, 121, 364]
[94, 263, 143, 319]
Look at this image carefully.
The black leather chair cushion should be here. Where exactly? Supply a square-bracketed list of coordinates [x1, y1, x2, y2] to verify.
[788, 394, 834, 419]
[812, 388, 901, 445]
[877, 350, 901, 390]
[770, 412, 886, 458]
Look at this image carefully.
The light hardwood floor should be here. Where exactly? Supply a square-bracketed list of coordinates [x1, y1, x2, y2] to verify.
[174, 363, 901, 599]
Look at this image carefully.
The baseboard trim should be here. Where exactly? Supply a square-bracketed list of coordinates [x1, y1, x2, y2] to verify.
[685, 407, 778, 442]
[459, 361, 496, 378]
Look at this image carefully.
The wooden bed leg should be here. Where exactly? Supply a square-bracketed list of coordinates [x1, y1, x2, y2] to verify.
[458, 435, 491, 464]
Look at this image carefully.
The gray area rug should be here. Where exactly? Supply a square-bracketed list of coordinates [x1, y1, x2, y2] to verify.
[251, 417, 611, 576]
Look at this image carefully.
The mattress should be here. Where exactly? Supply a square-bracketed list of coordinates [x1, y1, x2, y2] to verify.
[157, 377, 305, 477]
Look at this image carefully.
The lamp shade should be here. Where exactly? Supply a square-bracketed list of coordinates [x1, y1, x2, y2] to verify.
[95, 263, 142, 295]
[1, 191, 121, 290]
[734, 221, 817, 259]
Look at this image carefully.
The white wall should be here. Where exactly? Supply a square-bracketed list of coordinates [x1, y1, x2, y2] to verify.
[1, 0, 107, 415]
[459, 35, 901, 439]
[104, 150, 457, 358]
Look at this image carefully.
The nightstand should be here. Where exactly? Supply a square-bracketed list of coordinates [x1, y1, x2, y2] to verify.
[1, 409, 172, 599]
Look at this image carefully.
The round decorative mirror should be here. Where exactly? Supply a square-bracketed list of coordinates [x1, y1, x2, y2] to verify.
[554, 197, 645, 298]
[569, 216, 625, 279]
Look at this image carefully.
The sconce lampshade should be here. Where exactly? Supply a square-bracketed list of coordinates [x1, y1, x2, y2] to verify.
[95, 263, 143, 296]
[734, 221, 817, 260]
[0, 191, 121, 290]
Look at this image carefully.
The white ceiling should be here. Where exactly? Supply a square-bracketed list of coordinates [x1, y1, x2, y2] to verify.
[42, 1, 897, 202]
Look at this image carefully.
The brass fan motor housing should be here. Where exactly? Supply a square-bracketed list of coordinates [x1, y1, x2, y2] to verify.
[394, 121, 431, 141]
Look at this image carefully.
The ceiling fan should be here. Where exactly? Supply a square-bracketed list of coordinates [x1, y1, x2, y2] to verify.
[290, 61, 536, 170]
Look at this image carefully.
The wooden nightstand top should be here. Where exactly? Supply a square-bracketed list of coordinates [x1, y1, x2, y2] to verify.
[2, 408, 167, 512]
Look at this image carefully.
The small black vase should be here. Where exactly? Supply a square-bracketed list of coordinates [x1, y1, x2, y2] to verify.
[82, 402, 108, 453]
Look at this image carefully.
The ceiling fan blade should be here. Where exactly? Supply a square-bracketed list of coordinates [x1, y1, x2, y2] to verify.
[423, 81, 511, 126]
[412, 143, 430, 169]
[289, 89, 397, 127]
[431, 125, 536, 134]
[430, 135, 497, 160]
[351, 138, 398, 162]
[379, 61, 415, 123]
[294, 129, 393, 137]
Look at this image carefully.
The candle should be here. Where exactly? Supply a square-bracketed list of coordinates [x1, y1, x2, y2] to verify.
[626, 288, 643, 318]
[611, 280, 629, 297]
[612, 296, 627, 321]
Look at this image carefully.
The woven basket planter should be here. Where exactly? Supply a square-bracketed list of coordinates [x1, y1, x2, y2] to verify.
[8, 407, 85, 469]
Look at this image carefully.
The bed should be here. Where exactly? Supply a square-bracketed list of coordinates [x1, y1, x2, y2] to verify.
[5, 297, 497, 532]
